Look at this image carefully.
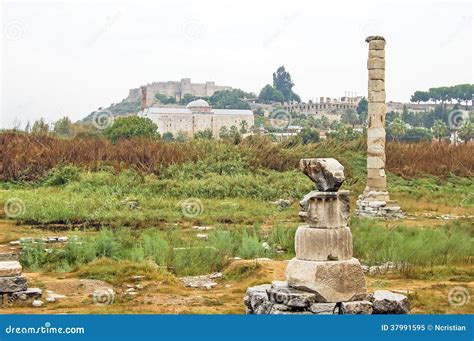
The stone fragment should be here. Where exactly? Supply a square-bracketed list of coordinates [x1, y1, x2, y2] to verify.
[286, 258, 367, 303]
[0, 261, 22, 277]
[340, 300, 373, 314]
[299, 191, 350, 228]
[300, 158, 345, 192]
[309, 302, 339, 314]
[0, 276, 27, 293]
[32, 300, 43, 307]
[0, 252, 20, 262]
[10, 287, 42, 301]
[179, 275, 217, 289]
[369, 290, 410, 314]
[266, 282, 319, 308]
[295, 226, 352, 261]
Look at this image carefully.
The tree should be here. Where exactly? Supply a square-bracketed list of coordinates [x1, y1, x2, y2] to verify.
[272, 66, 300, 102]
[258, 85, 285, 103]
[209, 89, 252, 109]
[162, 132, 174, 142]
[297, 127, 320, 144]
[31, 118, 49, 135]
[54, 116, 73, 137]
[194, 129, 214, 140]
[155, 93, 176, 105]
[432, 119, 448, 142]
[390, 117, 406, 142]
[341, 109, 359, 128]
[253, 108, 264, 117]
[458, 120, 473, 144]
[104, 116, 159, 142]
[179, 94, 200, 105]
[239, 120, 249, 134]
[219, 126, 229, 140]
[175, 131, 189, 142]
[402, 127, 433, 142]
[356, 97, 368, 123]
[229, 125, 241, 144]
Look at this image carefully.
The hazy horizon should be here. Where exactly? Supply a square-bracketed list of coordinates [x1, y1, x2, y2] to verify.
[1, 0, 472, 128]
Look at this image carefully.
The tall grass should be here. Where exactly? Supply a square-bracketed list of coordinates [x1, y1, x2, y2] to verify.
[351, 218, 473, 277]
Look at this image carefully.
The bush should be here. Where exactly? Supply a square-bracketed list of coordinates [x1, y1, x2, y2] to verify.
[43, 165, 80, 186]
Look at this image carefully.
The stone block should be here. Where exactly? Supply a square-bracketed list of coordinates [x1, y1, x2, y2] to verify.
[0, 253, 20, 262]
[368, 39, 386, 50]
[367, 58, 385, 70]
[368, 91, 386, 103]
[368, 69, 385, 80]
[367, 127, 386, 139]
[369, 290, 410, 314]
[369, 49, 384, 59]
[367, 177, 387, 191]
[368, 114, 385, 129]
[286, 258, 367, 303]
[368, 79, 385, 92]
[367, 156, 385, 169]
[309, 302, 339, 314]
[299, 191, 350, 228]
[266, 282, 318, 308]
[295, 226, 353, 261]
[0, 261, 22, 277]
[0, 276, 27, 293]
[367, 168, 386, 178]
[340, 300, 373, 314]
[300, 158, 345, 191]
[368, 102, 386, 116]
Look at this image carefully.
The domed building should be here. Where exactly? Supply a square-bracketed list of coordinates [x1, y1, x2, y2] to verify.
[139, 99, 254, 138]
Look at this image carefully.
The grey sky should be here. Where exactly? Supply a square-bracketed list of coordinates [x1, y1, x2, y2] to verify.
[1, 0, 472, 128]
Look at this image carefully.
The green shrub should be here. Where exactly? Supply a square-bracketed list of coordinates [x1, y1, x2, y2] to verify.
[43, 165, 80, 186]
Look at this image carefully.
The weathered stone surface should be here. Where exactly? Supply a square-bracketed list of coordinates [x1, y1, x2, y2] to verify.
[0, 276, 27, 293]
[368, 79, 385, 92]
[10, 287, 42, 301]
[369, 49, 385, 59]
[32, 300, 43, 307]
[295, 226, 352, 261]
[0, 252, 20, 262]
[366, 35, 386, 43]
[286, 258, 367, 303]
[368, 91, 386, 102]
[367, 58, 385, 70]
[340, 300, 373, 314]
[368, 69, 385, 80]
[309, 302, 339, 314]
[299, 191, 350, 228]
[179, 275, 217, 289]
[300, 158, 345, 192]
[0, 261, 22, 277]
[369, 290, 410, 314]
[367, 156, 385, 169]
[266, 282, 319, 308]
[367, 169, 386, 179]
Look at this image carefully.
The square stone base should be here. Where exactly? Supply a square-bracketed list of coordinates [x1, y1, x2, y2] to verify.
[285, 258, 367, 303]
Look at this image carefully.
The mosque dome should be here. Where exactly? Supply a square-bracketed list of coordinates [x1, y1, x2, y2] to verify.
[186, 99, 210, 109]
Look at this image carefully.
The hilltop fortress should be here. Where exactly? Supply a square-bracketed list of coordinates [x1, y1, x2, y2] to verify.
[126, 78, 232, 106]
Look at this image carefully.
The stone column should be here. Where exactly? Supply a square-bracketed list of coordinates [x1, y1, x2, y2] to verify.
[356, 36, 403, 219]
[285, 158, 367, 302]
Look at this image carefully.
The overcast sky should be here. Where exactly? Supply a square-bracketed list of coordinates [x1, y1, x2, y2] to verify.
[1, 0, 472, 128]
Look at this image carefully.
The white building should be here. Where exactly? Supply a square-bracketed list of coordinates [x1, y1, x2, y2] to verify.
[139, 99, 254, 138]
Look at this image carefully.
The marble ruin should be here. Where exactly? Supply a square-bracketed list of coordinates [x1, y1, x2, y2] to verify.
[244, 157, 409, 314]
[0, 260, 42, 306]
[356, 36, 404, 219]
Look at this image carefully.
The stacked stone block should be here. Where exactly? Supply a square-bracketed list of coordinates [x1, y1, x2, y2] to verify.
[356, 36, 404, 219]
[0, 261, 41, 306]
[244, 158, 409, 314]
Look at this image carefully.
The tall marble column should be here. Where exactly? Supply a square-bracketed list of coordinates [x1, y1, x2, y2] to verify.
[356, 36, 404, 219]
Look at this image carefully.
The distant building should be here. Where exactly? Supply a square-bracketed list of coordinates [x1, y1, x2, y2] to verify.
[139, 99, 254, 138]
[283, 96, 362, 121]
[127, 78, 232, 106]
